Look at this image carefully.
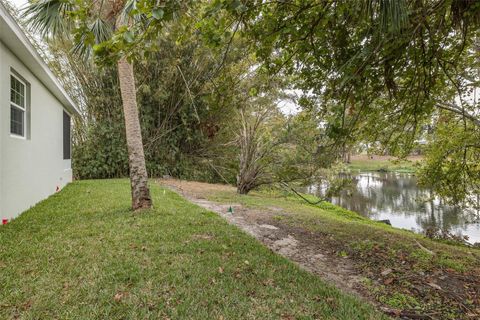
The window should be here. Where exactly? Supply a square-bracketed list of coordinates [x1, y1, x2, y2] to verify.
[10, 74, 26, 137]
[63, 111, 71, 159]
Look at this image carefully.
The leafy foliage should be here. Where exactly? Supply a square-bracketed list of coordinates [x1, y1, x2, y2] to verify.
[21, 0, 480, 200]
[65, 17, 241, 181]
[205, 0, 480, 203]
[36, 2, 322, 189]
[418, 117, 480, 208]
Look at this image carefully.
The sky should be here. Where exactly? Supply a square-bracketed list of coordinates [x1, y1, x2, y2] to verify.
[10, 0, 26, 9]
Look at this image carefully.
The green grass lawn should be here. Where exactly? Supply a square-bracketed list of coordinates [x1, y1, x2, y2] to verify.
[208, 189, 479, 274]
[204, 188, 480, 318]
[347, 159, 418, 173]
[0, 180, 382, 319]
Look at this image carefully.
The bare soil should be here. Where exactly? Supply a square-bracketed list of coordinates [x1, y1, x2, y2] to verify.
[159, 179, 480, 320]
[160, 181, 378, 302]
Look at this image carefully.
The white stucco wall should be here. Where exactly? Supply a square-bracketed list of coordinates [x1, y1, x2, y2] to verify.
[0, 41, 72, 220]
[0, 42, 3, 220]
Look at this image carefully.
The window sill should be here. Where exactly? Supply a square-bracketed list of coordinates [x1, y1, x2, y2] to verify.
[10, 134, 26, 140]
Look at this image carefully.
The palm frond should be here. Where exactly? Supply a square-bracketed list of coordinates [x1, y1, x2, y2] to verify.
[91, 18, 113, 44]
[383, 0, 408, 32]
[122, 0, 137, 19]
[120, 0, 150, 29]
[361, 0, 409, 34]
[72, 18, 112, 59]
[22, 0, 73, 39]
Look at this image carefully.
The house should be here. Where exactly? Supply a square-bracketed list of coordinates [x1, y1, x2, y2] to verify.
[0, 2, 80, 222]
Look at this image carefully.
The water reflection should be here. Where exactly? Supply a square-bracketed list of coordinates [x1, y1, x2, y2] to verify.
[308, 172, 480, 244]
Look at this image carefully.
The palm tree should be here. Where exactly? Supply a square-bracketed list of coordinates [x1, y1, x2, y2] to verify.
[23, 0, 152, 210]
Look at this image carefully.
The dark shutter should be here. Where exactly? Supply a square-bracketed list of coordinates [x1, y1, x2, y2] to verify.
[63, 111, 71, 159]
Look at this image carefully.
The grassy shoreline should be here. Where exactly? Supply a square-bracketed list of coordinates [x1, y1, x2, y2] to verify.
[192, 183, 480, 319]
[207, 188, 479, 273]
[347, 156, 421, 173]
[0, 179, 382, 319]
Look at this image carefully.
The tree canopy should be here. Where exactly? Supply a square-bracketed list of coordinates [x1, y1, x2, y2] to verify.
[12, 0, 480, 204]
[202, 0, 480, 204]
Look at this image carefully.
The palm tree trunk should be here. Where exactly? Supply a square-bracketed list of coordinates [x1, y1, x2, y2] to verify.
[117, 57, 152, 210]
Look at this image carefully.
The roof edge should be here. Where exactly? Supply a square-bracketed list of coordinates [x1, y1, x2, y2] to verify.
[0, 2, 81, 116]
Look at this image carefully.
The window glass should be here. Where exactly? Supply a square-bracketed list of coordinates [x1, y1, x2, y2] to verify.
[10, 75, 25, 108]
[11, 106, 24, 136]
[10, 74, 26, 137]
[63, 111, 71, 159]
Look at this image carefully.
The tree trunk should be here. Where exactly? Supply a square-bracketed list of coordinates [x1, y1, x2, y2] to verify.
[236, 173, 255, 194]
[117, 57, 152, 210]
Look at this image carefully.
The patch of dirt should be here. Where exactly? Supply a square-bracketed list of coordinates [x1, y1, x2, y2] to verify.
[160, 179, 480, 319]
[160, 179, 375, 302]
[161, 179, 236, 199]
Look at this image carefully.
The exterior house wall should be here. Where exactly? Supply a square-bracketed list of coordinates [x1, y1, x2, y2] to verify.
[0, 41, 72, 220]
[0, 41, 3, 220]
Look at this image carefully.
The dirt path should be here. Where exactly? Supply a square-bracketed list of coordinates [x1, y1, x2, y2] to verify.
[160, 179, 480, 319]
[160, 179, 377, 306]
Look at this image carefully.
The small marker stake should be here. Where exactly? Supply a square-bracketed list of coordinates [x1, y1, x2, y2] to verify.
[227, 206, 234, 214]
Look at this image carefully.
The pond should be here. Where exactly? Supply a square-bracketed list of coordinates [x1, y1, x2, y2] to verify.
[307, 172, 480, 244]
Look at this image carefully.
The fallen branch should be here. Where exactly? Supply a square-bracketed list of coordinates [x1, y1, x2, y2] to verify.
[280, 182, 326, 205]
[414, 239, 435, 255]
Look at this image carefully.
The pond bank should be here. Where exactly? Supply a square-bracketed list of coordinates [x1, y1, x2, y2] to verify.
[308, 171, 480, 244]
[161, 178, 480, 320]
[347, 155, 423, 173]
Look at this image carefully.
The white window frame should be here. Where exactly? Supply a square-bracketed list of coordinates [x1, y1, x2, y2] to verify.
[10, 73, 27, 139]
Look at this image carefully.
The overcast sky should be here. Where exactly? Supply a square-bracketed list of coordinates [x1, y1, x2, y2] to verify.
[10, 0, 26, 9]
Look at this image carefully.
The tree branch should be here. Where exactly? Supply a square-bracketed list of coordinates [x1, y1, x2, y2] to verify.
[434, 101, 480, 127]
